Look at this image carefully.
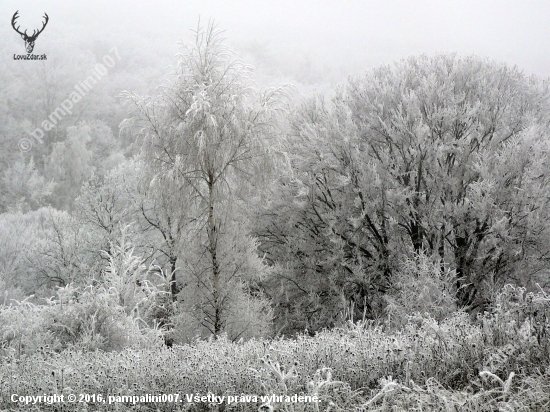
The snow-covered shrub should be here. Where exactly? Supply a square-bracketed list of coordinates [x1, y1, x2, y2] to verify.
[384, 253, 456, 328]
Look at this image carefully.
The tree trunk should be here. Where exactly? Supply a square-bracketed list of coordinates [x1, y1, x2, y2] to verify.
[438, 226, 446, 274]
[169, 255, 178, 302]
[207, 179, 222, 336]
[410, 218, 424, 253]
[454, 218, 489, 309]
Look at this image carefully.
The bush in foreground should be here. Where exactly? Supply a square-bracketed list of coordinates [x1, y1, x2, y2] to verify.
[1, 284, 549, 411]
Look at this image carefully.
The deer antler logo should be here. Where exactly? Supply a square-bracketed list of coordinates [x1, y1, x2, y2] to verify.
[11, 11, 49, 54]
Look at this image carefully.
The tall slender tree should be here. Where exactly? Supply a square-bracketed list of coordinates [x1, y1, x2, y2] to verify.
[121, 21, 284, 337]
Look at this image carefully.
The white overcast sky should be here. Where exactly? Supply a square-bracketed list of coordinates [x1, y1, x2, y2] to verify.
[2, 0, 549, 82]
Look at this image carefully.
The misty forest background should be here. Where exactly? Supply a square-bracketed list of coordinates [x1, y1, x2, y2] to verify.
[1, 11, 550, 411]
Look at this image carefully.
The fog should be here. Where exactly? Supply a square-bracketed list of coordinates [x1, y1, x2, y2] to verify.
[2, 2, 550, 406]
[2, 0, 549, 89]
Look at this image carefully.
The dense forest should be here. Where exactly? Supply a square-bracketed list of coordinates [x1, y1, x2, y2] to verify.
[1, 21, 550, 411]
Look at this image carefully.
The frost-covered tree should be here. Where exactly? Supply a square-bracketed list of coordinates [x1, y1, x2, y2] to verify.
[1, 155, 55, 212]
[121, 22, 284, 338]
[258, 54, 550, 331]
[74, 160, 137, 265]
[45, 124, 94, 208]
[0, 207, 96, 296]
[76, 156, 199, 303]
[344, 54, 550, 309]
